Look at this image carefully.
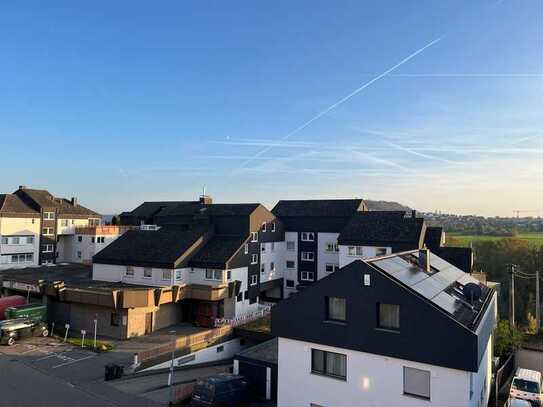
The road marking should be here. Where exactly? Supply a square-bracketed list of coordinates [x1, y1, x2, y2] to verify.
[52, 354, 94, 369]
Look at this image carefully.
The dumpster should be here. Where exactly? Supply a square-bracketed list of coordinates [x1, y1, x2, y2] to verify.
[5, 304, 46, 321]
[0, 296, 26, 320]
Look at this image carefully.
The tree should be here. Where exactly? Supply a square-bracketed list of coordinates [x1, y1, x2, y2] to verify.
[494, 320, 524, 357]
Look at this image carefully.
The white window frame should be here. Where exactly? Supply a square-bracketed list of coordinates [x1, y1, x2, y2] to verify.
[43, 227, 54, 236]
[162, 269, 172, 281]
[376, 247, 388, 256]
[271, 223, 276, 232]
[270, 261, 275, 271]
[175, 269, 182, 281]
[301, 251, 315, 262]
[1, 237, 8, 245]
[403, 367, 431, 400]
[125, 266, 134, 277]
[205, 269, 223, 281]
[26, 236, 34, 244]
[347, 246, 356, 256]
[261, 244, 266, 253]
[286, 241, 295, 251]
[12, 237, 20, 245]
[262, 222, 267, 232]
[143, 267, 153, 278]
[326, 242, 339, 252]
[244, 244, 249, 255]
[251, 254, 258, 265]
[43, 244, 54, 253]
[61, 219, 69, 227]
[250, 275, 258, 286]
[286, 260, 295, 269]
[301, 271, 314, 281]
[301, 232, 315, 242]
[251, 232, 258, 242]
[43, 212, 55, 220]
[325, 263, 339, 273]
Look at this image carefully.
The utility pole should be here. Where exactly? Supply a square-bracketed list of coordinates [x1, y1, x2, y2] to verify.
[536, 270, 540, 332]
[509, 264, 516, 329]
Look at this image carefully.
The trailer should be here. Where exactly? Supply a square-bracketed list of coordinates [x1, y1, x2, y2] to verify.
[4, 303, 46, 321]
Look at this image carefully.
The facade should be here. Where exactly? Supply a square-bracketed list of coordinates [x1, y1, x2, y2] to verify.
[11, 186, 102, 265]
[0, 194, 41, 269]
[272, 199, 367, 296]
[272, 249, 497, 407]
[94, 200, 285, 326]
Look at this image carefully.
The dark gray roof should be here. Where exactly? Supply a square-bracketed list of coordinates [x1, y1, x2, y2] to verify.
[368, 250, 492, 330]
[188, 235, 247, 269]
[338, 212, 425, 245]
[434, 246, 474, 273]
[272, 199, 365, 217]
[93, 225, 209, 268]
[425, 226, 444, 250]
[0, 194, 39, 216]
[14, 188, 100, 217]
[123, 201, 194, 218]
[236, 338, 277, 365]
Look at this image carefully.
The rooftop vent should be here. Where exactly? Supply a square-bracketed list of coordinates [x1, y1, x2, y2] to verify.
[418, 249, 430, 272]
[463, 283, 482, 304]
[18, 185, 27, 190]
[71, 197, 78, 207]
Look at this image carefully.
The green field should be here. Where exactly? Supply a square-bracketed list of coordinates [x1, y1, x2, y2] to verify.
[447, 232, 543, 247]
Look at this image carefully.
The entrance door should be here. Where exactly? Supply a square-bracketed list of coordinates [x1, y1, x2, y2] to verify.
[145, 312, 153, 334]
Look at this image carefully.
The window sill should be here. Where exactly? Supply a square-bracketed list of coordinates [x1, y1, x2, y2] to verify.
[310, 371, 347, 382]
[142, 276, 152, 279]
[403, 393, 430, 401]
[124, 275, 134, 278]
[375, 327, 400, 334]
[323, 320, 347, 326]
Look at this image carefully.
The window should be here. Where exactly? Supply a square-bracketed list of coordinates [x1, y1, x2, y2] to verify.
[89, 218, 100, 226]
[26, 236, 34, 244]
[125, 266, 134, 277]
[376, 247, 387, 256]
[244, 244, 249, 255]
[403, 367, 430, 400]
[325, 263, 339, 273]
[326, 297, 346, 321]
[42, 244, 54, 253]
[301, 271, 314, 281]
[311, 349, 346, 380]
[286, 279, 295, 288]
[261, 263, 266, 273]
[205, 269, 223, 281]
[216, 345, 224, 353]
[251, 232, 258, 242]
[111, 312, 121, 327]
[77, 251, 82, 259]
[286, 260, 295, 269]
[271, 223, 276, 232]
[91, 237, 95, 243]
[10, 253, 33, 263]
[236, 292, 243, 302]
[1, 237, 8, 244]
[162, 269, 172, 281]
[286, 241, 295, 251]
[270, 262, 275, 271]
[301, 232, 315, 242]
[78, 236, 82, 242]
[326, 242, 338, 252]
[378, 303, 400, 330]
[175, 269, 182, 281]
[301, 251, 314, 262]
[271, 242, 275, 252]
[348, 246, 356, 256]
[43, 212, 55, 220]
[261, 244, 266, 253]
[97, 237, 105, 243]
[12, 237, 20, 244]
[61, 219, 69, 227]
[356, 246, 364, 256]
[250, 275, 258, 286]
[43, 227, 53, 236]
[251, 254, 258, 264]
[144, 268, 152, 278]
[249, 295, 258, 304]
[25, 253, 33, 262]
[262, 222, 267, 232]
[42, 259, 53, 265]
[227, 270, 231, 280]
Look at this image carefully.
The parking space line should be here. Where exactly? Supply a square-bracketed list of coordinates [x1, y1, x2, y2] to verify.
[52, 355, 94, 369]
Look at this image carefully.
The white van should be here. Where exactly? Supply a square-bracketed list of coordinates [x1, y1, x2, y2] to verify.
[510, 368, 543, 406]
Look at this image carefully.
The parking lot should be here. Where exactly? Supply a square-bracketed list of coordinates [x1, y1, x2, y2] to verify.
[0, 335, 97, 371]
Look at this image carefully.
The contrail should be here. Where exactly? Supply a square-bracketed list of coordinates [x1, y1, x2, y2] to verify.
[384, 141, 465, 165]
[233, 37, 443, 172]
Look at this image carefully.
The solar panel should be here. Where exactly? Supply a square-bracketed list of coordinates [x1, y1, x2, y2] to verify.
[432, 291, 463, 315]
[411, 275, 450, 299]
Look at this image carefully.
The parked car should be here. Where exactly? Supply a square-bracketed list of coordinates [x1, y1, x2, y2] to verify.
[507, 398, 533, 407]
[190, 373, 252, 407]
[510, 368, 543, 406]
[0, 318, 49, 346]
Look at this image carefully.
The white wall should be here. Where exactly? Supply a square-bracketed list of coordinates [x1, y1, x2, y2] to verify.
[56, 218, 89, 235]
[317, 232, 340, 281]
[228, 266, 260, 319]
[0, 217, 40, 269]
[59, 233, 121, 263]
[278, 337, 481, 407]
[260, 241, 285, 284]
[142, 337, 247, 371]
[92, 263, 176, 287]
[339, 245, 392, 268]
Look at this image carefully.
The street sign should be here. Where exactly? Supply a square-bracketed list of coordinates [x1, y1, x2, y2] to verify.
[65, 323, 70, 329]
[81, 330, 86, 335]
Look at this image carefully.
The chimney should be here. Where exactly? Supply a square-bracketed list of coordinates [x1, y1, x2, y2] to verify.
[19, 185, 27, 190]
[412, 209, 417, 218]
[418, 248, 430, 272]
[71, 197, 78, 207]
[199, 195, 212, 205]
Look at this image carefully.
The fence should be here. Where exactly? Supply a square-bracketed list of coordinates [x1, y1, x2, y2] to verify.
[213, 305, 272, 328]
[491, 353, 515, 406]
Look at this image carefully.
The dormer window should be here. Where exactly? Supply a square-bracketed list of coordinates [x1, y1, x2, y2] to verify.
[262, 222, 267, 232]
[251, 232, 258, 242]
[301, 232, 315, 242]
[271, 223, 276, 232]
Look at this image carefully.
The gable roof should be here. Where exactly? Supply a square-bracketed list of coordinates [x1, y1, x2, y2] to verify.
[272, 199, 366, 218]
[338, 211, 425, 246]
[424, 226, 444, 250]
[92, 224, 209, 268]
[0, 194, 39, 217]
[188, 234, 247, 269]
[123, 201, 194, 218]
[14, 188, 100, 217]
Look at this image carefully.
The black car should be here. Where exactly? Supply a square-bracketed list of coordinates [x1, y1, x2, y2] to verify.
[191, 373, 252, 407]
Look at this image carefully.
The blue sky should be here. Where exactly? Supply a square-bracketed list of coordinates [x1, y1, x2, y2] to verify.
[1, 1, 542, 216]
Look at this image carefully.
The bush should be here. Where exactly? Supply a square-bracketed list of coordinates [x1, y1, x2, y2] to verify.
[494, 320, 524, 357]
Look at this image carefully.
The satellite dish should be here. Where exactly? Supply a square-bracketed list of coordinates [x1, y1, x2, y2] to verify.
[463, 283, 482, 303]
